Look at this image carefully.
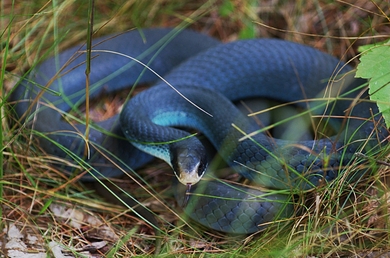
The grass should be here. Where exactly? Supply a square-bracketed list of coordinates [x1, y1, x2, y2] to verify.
[2, 0, 390, 257]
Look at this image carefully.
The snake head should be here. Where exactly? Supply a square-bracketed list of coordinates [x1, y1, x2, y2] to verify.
[170, 142, 208, 186]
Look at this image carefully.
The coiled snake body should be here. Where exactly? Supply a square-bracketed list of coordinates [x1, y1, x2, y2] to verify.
[11, 28, 387, 234]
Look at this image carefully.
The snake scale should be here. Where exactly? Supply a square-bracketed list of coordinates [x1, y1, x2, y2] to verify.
[11, 28, 387, 234]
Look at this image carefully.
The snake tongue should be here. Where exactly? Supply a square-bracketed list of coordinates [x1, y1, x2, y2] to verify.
[182, 183, 192, 207]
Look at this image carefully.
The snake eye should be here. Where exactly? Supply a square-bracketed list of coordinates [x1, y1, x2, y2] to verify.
[170, 141, 207, 185]
[197, 154, 208, 178]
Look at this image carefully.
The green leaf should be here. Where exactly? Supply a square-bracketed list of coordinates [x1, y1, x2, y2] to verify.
[219, 0, 234, 17]
[356, 40, 390, 128]
[238, 22, 256, 39]
[357, 39, 388, 53]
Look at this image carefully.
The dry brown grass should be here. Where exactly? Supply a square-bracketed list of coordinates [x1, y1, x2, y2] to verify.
[2, 0, 390, 256]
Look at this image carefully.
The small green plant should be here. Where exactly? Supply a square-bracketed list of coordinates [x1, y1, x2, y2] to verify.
[356, 40, 390, 128]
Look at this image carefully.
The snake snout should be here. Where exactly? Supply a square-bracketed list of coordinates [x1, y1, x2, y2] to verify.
[170, 142, 208, 185]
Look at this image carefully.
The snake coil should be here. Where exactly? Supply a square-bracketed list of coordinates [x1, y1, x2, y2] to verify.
[11, 28, 387, 234]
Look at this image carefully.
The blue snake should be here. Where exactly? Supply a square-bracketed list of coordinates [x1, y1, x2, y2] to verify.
[11, 28, 387, 234]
